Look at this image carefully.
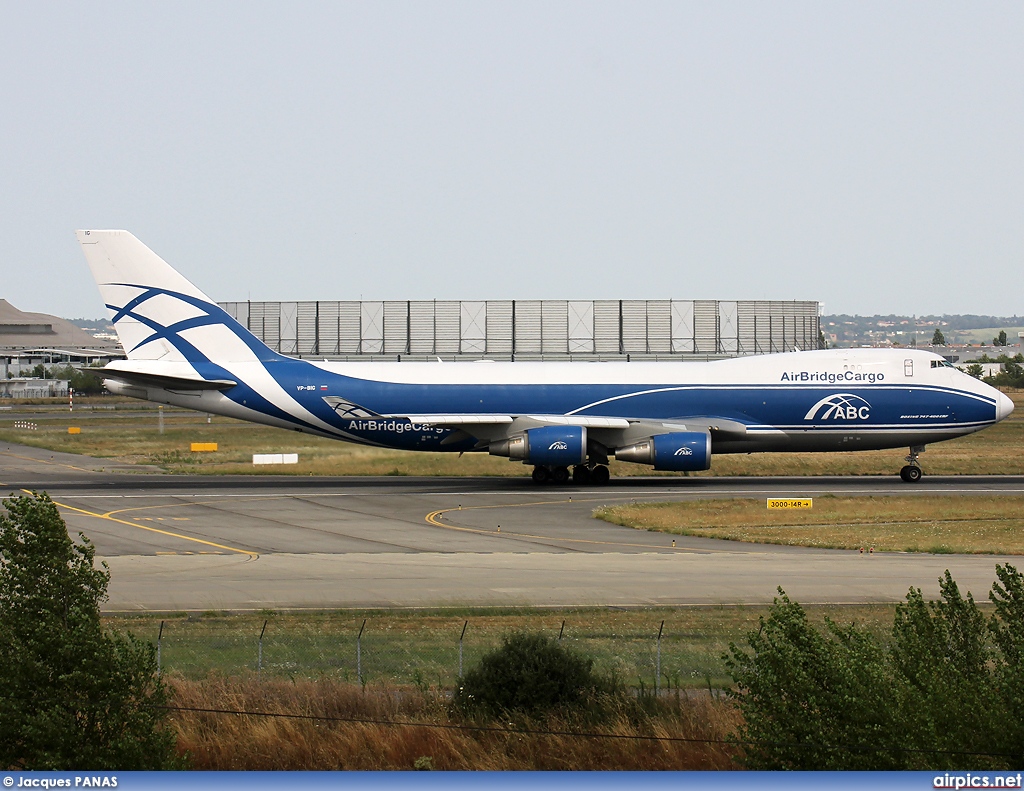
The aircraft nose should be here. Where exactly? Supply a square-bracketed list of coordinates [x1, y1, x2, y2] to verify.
[997, 391, 1015, 421]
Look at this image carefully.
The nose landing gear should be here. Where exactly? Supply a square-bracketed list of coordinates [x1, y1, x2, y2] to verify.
[899, 446, 925, 483]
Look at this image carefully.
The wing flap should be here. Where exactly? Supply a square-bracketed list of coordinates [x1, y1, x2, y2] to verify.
[393, 414, 631, 429]
[400, 415, 515, 425]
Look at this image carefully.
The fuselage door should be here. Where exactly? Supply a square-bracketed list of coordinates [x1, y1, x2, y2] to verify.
[904, 358, 914, 377]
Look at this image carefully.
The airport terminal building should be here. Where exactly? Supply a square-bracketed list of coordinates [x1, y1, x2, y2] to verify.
[220, 298, 823, 362]
[0, 299, 122, 384]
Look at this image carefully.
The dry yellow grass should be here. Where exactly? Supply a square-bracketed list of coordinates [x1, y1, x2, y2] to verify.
[166, 675, 740, 770]
[1, 392, 1020, 477]
[596, 495, 1024, 554]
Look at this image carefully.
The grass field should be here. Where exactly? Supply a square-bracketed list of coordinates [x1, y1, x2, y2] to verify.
[1, 391, 1021, 477]
[105, 604, 903, 689]
[120, 599, 990, 768]
[948, 327, 1024, 345]
[167, 675, 740, 770]
[595, 495, 1024, 554]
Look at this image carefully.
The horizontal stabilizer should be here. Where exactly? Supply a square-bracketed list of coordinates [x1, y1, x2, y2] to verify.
[101, 368, 237, 391]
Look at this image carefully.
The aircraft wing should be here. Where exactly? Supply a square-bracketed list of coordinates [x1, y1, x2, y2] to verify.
[385, 412, 748, 448]
[400, 414, 629, 428]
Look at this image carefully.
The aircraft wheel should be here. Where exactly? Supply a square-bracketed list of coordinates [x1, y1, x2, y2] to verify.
[572, 465, 591, 484]
[900, 465, 922, 483]
[552, 466, 570, 484]
[532, 466, 550, 484]
[590, 465, 610, 485]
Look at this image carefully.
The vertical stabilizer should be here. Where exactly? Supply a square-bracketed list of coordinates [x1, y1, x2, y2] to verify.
[76, 230, 280, 364]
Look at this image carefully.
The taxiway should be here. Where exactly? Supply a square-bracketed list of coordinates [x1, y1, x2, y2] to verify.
[2, 442, 1021, 611]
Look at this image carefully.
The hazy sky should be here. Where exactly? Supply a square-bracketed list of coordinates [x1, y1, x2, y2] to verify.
[2, 2, 1021, 319]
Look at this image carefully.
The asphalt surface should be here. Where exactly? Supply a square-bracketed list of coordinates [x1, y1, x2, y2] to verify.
[2, 441, 1022, 611]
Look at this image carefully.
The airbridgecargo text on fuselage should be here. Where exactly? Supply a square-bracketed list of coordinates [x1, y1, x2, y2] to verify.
[781, 371, 885, 384]
[347, 420, 445, 434]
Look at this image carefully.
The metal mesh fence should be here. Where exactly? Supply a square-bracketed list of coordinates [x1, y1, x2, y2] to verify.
[221, 298, 822, 361]
[148, 616, 729, 691]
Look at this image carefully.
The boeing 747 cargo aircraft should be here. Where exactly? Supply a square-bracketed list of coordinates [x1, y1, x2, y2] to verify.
[78, 230, 1014, 484]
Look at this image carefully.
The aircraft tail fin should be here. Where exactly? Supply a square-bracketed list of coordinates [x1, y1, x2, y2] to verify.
[76, 230, 282, 364]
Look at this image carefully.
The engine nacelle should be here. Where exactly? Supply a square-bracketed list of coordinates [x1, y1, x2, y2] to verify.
[489, 425, 587, 467]
[614, 431, 711, 471]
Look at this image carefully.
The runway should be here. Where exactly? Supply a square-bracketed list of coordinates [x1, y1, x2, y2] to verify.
[3, 441, 1022, 611]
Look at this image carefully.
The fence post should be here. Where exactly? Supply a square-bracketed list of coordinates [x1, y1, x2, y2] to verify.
[158, 405, 164, 435]
[656, 620, 664, 696]
[558, 620, 565, 641]
[157, 620, 164, 677]
[258, 620, 268, 678]
[459, 621, 468, 679]
[357, 619, 366, 684]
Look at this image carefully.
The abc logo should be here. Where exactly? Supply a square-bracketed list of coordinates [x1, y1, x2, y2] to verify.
[548, 441, 569, 451]
[804, 393, 872, 422]
[673, 447, 693, 456]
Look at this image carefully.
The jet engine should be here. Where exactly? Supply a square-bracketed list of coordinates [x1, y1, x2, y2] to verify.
[489, 425, 587, 467]
[614, 431, 711, 471]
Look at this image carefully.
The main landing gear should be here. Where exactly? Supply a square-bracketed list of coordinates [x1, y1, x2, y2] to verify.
[532, 464, 610, 485]
[899, 446, 925, 483]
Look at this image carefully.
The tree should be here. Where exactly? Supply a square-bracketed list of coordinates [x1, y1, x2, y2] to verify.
[68, 368, 105, 395]
[931, 328, 945, 345]
[889, 572, 1001, 766]
[988, 564, 1024, 753]
[725, 568, 1024, 770]
[725, 590, 899, 769]
[994, 330, 1008, 346]
[0, 492, 180, 769]
[964, 363, 985, 379]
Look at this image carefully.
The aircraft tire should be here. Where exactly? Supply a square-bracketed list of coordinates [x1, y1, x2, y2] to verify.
[572, 465, 591, 484]
[552, 466, 570, 484]
[900, 465, 922, 483]
[532, 466, 551, 484]
[590, 465, 610, 485]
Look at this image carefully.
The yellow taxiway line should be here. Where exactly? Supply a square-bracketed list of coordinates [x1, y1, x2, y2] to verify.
[424, 496, 735, 552]
[44, 493, 256, 558]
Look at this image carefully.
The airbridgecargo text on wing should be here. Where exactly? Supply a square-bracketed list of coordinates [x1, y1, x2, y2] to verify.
[781, 370, 885, 383]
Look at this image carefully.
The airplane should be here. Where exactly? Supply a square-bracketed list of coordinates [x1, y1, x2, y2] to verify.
[77, 230, 1014, 485]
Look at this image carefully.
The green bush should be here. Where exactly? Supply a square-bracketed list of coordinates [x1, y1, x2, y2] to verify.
[726, 566, 1024, 770]
[724, 591, 899, 770]
[0, 492, 181, 769]
[454, 631, 614, 718]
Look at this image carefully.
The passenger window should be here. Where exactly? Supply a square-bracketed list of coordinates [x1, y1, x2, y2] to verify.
[904, 359, 914, 377]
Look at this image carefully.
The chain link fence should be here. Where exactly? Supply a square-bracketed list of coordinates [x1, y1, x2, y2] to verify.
[147, 615, 730, 692]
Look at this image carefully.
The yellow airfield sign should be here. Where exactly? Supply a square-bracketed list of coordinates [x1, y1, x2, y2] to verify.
[767, 498, 813, 510]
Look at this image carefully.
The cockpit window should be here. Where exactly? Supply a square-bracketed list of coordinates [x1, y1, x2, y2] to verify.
[930, 359, 955, 369]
